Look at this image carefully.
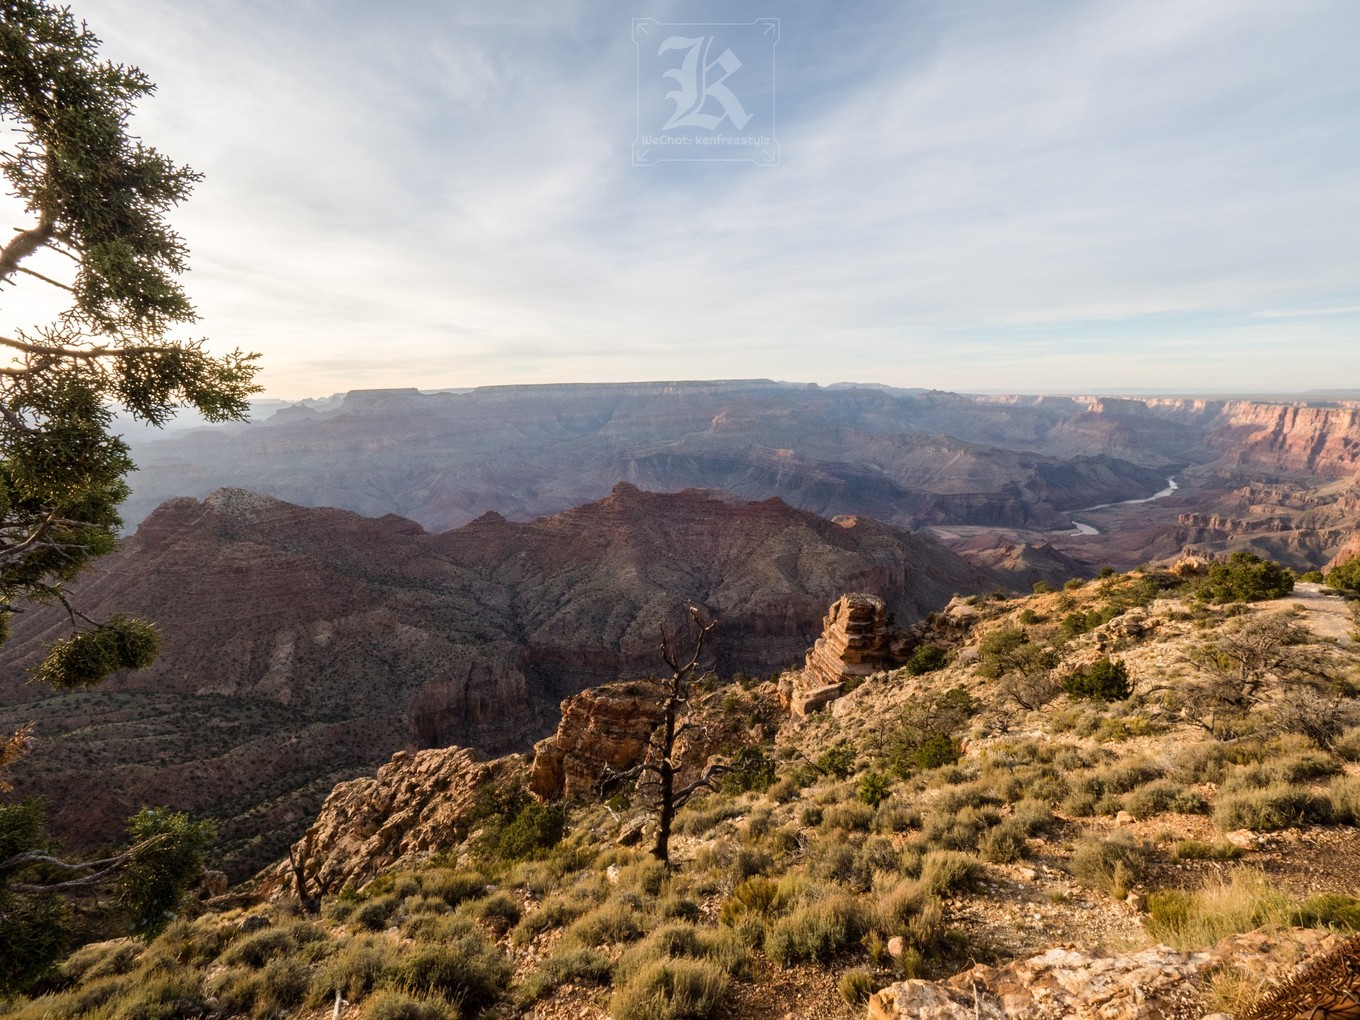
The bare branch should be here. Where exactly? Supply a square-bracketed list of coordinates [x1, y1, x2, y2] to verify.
[0, 215, 54, 284]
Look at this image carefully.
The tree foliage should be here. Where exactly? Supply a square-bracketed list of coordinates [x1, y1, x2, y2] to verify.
[0, 2, 241, 989]
[1062, 657, 1133, 702]
[0, 800, 212, 992]
[1324, 554, 1360, 595]
[1194, 551, 1294, 604]
[1, 0, 260, 690]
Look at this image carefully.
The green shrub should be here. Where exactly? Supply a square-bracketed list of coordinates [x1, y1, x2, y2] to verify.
[609, 959, 728, 1020]
[362, 990, 454, 1020]
[817, 746, 857, 780]
[390, 928, 510, 1013]
[1061, 658, 1132, 702]
[475, 795, 567, 862]
[979, 819, 1029, 863]
[717, 747, 778, 794]
[1145, 869, 1294, 949]
[764, 892, 866, 966]
[1122, 779, 1208, 820]
[1196, 551, 1294, 603]
[353, 895, 401, 932]
[904, 644, 947, 675]
[839, 968, 875, 1006]
[857, 772, 893, 807]
[1293, 892, 1360, 930]
[1213, 784, 1330, 832]
[515, 943, 613, 1005]
[1323, 553, 1360, 593]
[919, 850, 982, 896]
[308, 936, 395, 1005]
[1070, 836, 1143, 898]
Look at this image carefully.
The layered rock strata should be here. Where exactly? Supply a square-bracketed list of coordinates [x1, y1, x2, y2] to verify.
[779, 593, 916, 718]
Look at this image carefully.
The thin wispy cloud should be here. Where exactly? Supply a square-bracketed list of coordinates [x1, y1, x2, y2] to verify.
[17, 0, 1355, 396]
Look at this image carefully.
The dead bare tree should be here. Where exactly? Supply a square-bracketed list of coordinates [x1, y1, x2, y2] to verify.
[1178, 612, 1353, 741]
[600, 610, 741, 866]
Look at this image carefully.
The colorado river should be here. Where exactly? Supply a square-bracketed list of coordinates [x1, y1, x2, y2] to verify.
[1065, 477, 1179, 536]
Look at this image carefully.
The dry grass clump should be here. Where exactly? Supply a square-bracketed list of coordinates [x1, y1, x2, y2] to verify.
[1168, 839, 1242, 862]
[1121, 778, 1208, 820]
[307, 935, 396, 1006]
[515, 942, 613, 1006]
[564, 896, 646, 947]
[918, 850, 982, 897]
[1334, 724, 1360, 762]
[838, 967, 874, 1006]
[608, 959, 728, 1020]
[1212, 783, 1330, 832]
[1144, 868, 1294, 949]
[361, 989, 455, 1020]
[763, 891, 868, 966]
[1069, 835, 1143, 898]
[1328, 775, 1360, 825]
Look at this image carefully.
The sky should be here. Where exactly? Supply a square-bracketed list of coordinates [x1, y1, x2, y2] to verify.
[5, 0, 1359, 397]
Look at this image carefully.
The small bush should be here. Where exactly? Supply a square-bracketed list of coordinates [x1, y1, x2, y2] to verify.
[1011, 798, 1057, 836]
[1145, 868, 1294, 949]
[566, 898, 645, 947]
[1061, 658, 1132, 702]
[1293, 892, 1360, 931]
[980, 819, 1029, 863]
[609, 959, 728, 1020]
[919, 850, 982, 896]
[1333, 725, 1360, 762]
[1123, 779, 1208, 820]
[362, 990, 454, 1020]
[718, 876, 782, 926]
[822, 800, 875, 833]
[467, 891, 522, 929]
[1213, 784, 1330, 832]
[838, 968, 874, 1006]
[308, 936, 394, 1006]
[390, 929, 510, 1013]
[511, 888, 596, 946]
[1330, 776, 1360, 825]
[764, 893, 866, 966]
[875, 877, 928, 932]
[1070, 836, 1142, 898]
[353, 895, 401, 933]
